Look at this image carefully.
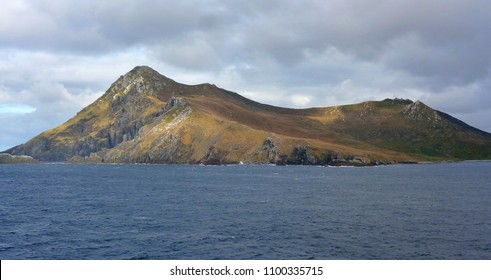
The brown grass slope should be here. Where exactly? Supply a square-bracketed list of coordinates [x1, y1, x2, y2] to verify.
[5, 66, 491, 165]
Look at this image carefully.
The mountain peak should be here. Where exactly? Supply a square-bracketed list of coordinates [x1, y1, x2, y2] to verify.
[104, 66, 179, 102]
[121, 65, 175, 83]
[129, 65, 161, 77]
[382, 98, 413, 105]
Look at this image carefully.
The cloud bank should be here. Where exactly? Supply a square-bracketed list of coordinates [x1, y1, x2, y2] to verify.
[1, 0, 491, 150]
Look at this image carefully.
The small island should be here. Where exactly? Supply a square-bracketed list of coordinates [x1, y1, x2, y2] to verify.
[3, 66, 491, 165]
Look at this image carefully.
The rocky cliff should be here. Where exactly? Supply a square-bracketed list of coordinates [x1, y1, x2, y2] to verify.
[0, 153, 38, 164]
[5, 66, 491, 165]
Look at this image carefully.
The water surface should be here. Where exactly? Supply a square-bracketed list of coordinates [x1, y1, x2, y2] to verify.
[0, 162, 490, 259]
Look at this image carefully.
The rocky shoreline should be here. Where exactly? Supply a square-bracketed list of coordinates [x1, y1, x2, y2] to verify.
[0, 153, 38, 164]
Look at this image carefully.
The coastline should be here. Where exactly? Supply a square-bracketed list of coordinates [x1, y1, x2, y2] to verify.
[3, 158, 491, 166]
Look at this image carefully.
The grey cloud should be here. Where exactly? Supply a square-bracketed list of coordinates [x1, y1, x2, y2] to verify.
[426, 76, 491, 113]
[150, 32, 225, 71]
[5, 0, 490, 88]
[217, 0, 491, 90]
[1, 1, 230, 54]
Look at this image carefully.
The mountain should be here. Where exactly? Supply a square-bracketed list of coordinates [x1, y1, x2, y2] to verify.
[4, 66, 491, 165]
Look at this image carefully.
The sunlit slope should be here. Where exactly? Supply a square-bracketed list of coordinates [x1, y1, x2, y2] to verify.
[6, 66, 491, 165]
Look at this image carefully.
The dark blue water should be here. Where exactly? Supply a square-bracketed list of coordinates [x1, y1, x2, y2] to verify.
[0, 162, 490, 259]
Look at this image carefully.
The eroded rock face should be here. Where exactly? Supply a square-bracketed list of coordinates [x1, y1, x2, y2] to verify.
[252, 139, 376, 166]
[402, 101, 443, 125]
[5, 68, 190, 162]
[256, 138, 281, 163]
[0, 153, 38, 164]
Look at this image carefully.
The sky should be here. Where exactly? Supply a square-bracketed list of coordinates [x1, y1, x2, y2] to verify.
[1, 0, 491, 151]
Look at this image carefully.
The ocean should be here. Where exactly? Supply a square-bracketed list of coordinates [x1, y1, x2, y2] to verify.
[0, 162, 490, 259]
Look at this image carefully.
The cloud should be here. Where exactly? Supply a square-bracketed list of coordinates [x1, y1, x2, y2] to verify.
[290, 95, 312, 107]
[1, 0, 491, 150]
[151, 34, 221, 70]
[380, 32, 490, 89]
[0, 104, 36, 114]
[426, 77, 491, 113]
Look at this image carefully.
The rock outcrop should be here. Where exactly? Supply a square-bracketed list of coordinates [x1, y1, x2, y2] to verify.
[0, 153, 38, 164]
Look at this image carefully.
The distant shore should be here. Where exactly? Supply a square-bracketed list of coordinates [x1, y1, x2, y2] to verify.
[3, 156, 490, 166]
